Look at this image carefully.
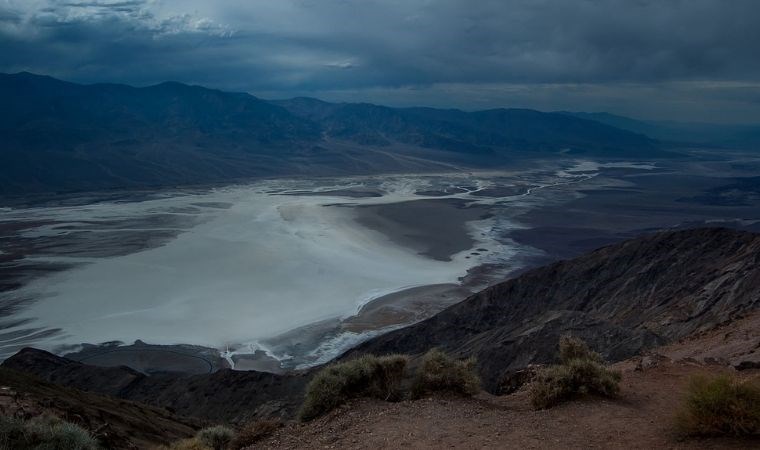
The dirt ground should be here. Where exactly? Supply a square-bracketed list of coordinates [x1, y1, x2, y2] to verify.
[253, 313, 760, 449]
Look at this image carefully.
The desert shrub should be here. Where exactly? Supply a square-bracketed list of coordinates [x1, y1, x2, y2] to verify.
[530, 336, 621, 409]
[411, 348, 480, 399]
[229, 419, 282, 449]
[157, 437, 210, 450]
[675, 374, 760, 437]
[558, 335, 604, 364]
[299, 354, 408, 421]
[0, 414, 99, 450]
[0, 416, 27, 449]
[196, 426, 234, 450]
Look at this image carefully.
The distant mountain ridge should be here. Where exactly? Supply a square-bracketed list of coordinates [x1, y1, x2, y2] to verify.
[560, 111, 760, 148]
[274, 97, 659, 154]
[0, 72, 320, 194]
[1, 72, 665, 195]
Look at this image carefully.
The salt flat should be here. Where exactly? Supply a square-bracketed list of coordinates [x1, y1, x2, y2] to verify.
[0, 162, 662, 366]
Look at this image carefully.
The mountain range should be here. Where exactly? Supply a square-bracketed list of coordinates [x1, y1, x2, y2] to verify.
[0, 72, 668, 195]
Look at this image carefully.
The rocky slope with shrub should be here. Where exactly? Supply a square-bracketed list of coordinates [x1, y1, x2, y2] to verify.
[252, 361, 757, 449]
[247, 311, 760, 449]
[0, 367, 202, 448]
[346, 227, 760, 391]
[1, 348, 309, 423]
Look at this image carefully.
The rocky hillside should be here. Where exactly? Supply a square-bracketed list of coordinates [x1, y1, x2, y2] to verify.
[347, 227, 760, 391]
[2, 348, 309, 423]
[0, 367, 202, 448]
[253, 310, 760, 449]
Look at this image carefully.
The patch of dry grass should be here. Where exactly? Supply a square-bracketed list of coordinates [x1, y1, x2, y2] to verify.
[530, 336, 621, 409]
[299, 354, 408, 421]
[195, 426, 234, 450]
[0, 414, 99, 450]
[411, 348, 480, 399]
[676, 374, 760, 437]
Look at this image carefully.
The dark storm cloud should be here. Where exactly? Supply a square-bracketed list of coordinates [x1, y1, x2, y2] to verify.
[2, 0, 760, 122]
[60, 1, 145, 6]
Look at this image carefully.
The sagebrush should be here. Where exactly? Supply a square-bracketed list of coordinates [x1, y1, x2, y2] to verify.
[411, 348, 480, 399]
[530, 336, 621, 409]
[0, 414, 98, 450]
[196, 426, 234, 450]
[675, 374, 760, 437]
[299, 354, 408, 421]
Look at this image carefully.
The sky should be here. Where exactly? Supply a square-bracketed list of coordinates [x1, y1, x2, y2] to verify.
[1, 0, 760, 123]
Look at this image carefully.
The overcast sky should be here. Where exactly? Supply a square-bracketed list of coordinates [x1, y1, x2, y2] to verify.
[2, 0, 760, 123]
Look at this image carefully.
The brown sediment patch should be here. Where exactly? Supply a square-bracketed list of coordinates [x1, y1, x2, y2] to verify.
[353, 199, 492, 261]
[235, 284, 477, 373]
[342, 284, 472, 332]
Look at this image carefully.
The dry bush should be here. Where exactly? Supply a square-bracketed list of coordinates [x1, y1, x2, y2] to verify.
[156, 437, 210, 450]
[530, 336, 621, 409]
[195, 426, 234, 450]
[411, 348, 480, 399]
[299, 354, 408, 421]
[229, 419, 282, 449]
[676, 374, 760, 437]
[558, 335, 604, 364]
[0, 414, 99, 450]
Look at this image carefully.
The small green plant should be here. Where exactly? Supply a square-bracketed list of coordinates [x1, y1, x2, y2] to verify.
[229, 419, 282, 449]
[0, 414, 99, 450]
[196, 426, 234, 450]
[411, 348, 480, 399]
[299, 354, 408, 421]
[530, 336, 621, 409]
[675, 374, 760, 437]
